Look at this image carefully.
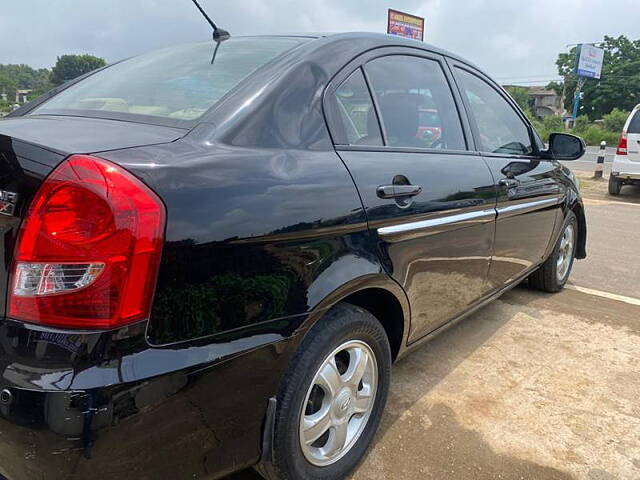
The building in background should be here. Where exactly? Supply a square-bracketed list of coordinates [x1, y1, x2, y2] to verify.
[529, 86, 563, 117]
[502, 84, 564, 118]
[15, 89, 31, 103]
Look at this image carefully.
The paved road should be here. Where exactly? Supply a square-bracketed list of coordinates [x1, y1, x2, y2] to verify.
[571, 197, 640, 298]
[228, 183, 640, 480]
[561, 146, 616, 175]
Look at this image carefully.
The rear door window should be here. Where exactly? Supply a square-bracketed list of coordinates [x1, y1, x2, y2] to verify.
[333, 69, 383, 146]
[364, 55, 466, 150]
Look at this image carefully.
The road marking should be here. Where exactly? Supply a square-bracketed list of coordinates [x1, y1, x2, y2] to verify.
[582, 198, 640, 207]
[566, 284, 640, 306]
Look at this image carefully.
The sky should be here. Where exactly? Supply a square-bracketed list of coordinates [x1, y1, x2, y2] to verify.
[1, 0, 638, 85]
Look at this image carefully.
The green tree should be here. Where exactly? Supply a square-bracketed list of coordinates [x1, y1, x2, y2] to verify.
[573, 115, 590, 133]
[602, 108, 629, 133]
[0, 64, 53, 106]
[0, 64, 52, 94]
[505, 86, 531, 113]
[553, 35, 640, 118]
[0, 73, 18, 98]
[50, 54, 106, 86]
[545, 81, 564, 97]
[542, 114, 563, 132]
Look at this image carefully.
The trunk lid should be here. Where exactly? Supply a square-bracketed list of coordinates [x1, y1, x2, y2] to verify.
[0, 115, 186, 159]
[0, 115, 184, 317]
[0, 136, 62, 317]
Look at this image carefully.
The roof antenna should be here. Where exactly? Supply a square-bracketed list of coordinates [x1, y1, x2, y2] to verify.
[190, 0, 231, 64]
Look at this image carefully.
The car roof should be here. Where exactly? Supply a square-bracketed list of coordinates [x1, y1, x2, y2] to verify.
[231, 32, 478, 68]
[197, 32, 488, 149]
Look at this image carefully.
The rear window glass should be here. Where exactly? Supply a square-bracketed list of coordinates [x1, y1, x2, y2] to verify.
[628, 110, 640, 134]
[34, 37, 306, 123]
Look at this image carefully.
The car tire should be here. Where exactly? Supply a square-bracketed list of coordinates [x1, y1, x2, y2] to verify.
[256, 303, 391, 480]
[608, 176, 621, 196]
[528, 211, 578, 293]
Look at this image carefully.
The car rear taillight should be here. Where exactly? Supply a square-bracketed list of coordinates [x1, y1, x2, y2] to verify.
[8, 155, 166, 329]
[616, 132, 628, 155]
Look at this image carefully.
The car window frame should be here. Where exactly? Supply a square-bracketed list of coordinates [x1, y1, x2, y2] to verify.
[323, 46, 477, 156]
[446, 59, 542, 160]
[329, 66, 385, 146]
[627, 107, 640, 134]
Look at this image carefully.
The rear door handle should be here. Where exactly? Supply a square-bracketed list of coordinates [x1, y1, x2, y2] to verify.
[376, 184, 422, 199]
[498, 178, 520, 189]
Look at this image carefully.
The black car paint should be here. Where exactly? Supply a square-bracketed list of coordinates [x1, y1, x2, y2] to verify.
[446, 60, 567, 290]
[0, 33, 585, 479]
[0, 116, 186, 153]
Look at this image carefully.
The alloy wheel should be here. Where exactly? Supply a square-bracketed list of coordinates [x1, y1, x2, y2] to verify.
[556, 223, 575, 282]
[299, 340, 378, 467]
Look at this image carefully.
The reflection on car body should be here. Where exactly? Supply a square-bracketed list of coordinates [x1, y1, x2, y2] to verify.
[0, 32, 586, 480]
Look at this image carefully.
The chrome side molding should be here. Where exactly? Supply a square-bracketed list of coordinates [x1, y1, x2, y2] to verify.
[377, 197, 562, 242]
[377, 208, 496, 241]
[496, 197, 562, 219]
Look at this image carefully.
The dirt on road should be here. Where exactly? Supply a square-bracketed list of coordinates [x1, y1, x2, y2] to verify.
[576, 172, 640, 205]
[351, 287, 640, 480]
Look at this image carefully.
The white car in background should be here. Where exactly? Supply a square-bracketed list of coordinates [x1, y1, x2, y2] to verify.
[610, 104, 640, 195]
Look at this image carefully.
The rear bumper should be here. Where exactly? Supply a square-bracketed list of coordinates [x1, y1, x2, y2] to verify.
[611, 155, 640, 180]
[611, 173, 640, 181]
[0, 319, 298, 480]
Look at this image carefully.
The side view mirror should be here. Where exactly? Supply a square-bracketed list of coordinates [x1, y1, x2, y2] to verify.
[544, 133, 585, 161]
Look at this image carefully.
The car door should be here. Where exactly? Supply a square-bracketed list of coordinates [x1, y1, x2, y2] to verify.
[450, 62, 563, 289]
[324, 49, 497, 342]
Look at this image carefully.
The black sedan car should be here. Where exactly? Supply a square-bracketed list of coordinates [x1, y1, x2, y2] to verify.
[0, 33, 585, 480]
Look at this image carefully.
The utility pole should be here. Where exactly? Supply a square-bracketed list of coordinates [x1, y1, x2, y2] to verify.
[572, 76, 586, 120]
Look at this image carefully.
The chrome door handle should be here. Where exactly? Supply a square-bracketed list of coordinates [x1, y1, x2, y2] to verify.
[376, 184, 422, 199]
[498, 178, 519, 189]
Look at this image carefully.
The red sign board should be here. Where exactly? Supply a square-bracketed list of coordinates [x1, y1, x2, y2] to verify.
[387, 9, 424, 41]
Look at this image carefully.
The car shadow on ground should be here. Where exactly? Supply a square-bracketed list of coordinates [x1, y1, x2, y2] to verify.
[226, 285, 572, 480]
[611, 183, 640, 202]
[351, 285, 572, 479]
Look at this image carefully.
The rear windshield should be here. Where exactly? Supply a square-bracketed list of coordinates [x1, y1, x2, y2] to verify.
[628, 110, 640, 134]
[33, 37, 306, 124]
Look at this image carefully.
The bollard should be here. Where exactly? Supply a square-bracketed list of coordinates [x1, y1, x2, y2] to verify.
[594, 140, 606, 180]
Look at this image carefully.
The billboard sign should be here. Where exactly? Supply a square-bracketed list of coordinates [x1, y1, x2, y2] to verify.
[387, 9, 424, 41]
[575, 44, 604, 79]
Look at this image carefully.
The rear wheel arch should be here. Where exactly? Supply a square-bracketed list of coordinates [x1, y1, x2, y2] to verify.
[303, 276, 409, 363]
[340, 288, 406, 361]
